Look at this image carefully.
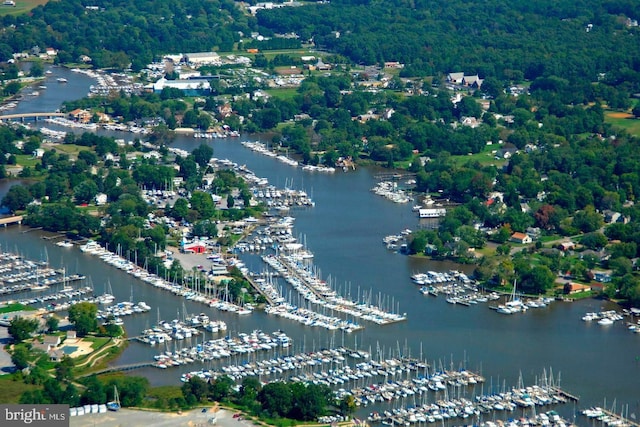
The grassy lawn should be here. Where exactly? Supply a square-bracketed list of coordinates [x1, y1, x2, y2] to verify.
[565, 290, 593, 300]
[604, 111, 640, 137]
[0, 0, 49, 16]
[15, 154, 40, 168]
[82, 336, 110, 351]
[265, 87, 299, 101]
[49, 143, 88, 157]
[0, 303, 33, 314]
[449, 143, 508, 168]
[0, 376, 40, 403]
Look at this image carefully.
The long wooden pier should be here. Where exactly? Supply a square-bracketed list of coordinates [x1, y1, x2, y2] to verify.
[79, 362, 154, 378]
[0, 215, 23, 226]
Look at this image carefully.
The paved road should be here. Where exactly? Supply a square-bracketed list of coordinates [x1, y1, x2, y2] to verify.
[69, 406, 254, 427]
[0, 326, 15, 375]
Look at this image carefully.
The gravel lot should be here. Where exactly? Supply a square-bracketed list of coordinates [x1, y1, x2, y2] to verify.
[69, 406, 255, 427]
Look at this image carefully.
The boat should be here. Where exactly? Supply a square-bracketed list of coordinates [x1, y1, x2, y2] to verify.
[498, 280, 525, 314]
[106, 385, 120, 411]
[55, 240, 73, 248]
[56, 77, 68, 83]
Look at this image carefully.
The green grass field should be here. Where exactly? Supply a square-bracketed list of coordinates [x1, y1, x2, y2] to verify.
[605, 111, 640, 137]
[0, 376, 40, 403]
[448, 143, 508, 168]
[264, 87, 299, 101]
[0, 0, 48, 16]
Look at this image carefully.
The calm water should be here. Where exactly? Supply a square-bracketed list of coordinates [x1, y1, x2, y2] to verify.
[1, 67, 639, 419]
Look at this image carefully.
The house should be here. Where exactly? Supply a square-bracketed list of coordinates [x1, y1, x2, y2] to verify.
[463, 75, 483, 88]
[33, 335, 61, 354]
[565, 283, 591, 295]
[95, 193, 108, 205]
[418, 208, 447, 218]
[510, 232, 532, 244]
[447, 72, 465, 84]
[68, 108, 92, 123]
[558, 241, 576, 251]
[593, 271, 612, 283]
[218, 104, 233, 119]
[384, 62, 405, 69]
[603, 210, 621, 224]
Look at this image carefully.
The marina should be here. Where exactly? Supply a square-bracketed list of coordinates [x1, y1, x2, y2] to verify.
[0, 66, 639, 424]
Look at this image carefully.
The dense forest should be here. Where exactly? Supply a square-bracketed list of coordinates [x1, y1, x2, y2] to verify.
[0, 0, 637, 89]
[257, 0, 640, 87]
[0, 0, 254, 69]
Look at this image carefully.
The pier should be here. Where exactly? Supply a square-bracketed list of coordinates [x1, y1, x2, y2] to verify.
[0, 215, 23, 226]
[79, 362, 155, 378]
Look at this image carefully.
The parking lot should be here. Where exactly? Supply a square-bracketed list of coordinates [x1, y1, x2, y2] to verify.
[69, 406, 256, 427]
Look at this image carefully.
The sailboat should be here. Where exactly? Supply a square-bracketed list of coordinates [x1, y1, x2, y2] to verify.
[497, 279, 525, 314]
[97, 280, 115, 305]
[106, 385, 120, 411]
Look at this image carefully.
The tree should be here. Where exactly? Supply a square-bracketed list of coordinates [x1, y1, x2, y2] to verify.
[258, 382, 293, 417]
[2, 185, 33, 213]
[192, 143, 213, 168]
[55, 356, 75, 383]
[68, 302, 98, 337]
[8, 316, 39, 342]
[182, 376, 208, 403]
[80, 376, 106, 405]
[572, 206, 604, 233]
[521, 265, 555, 294]
[74, 180, 99, 204]
[208, 375, 233, 401]
[338, 394, 356, 417]
[30, 61, 44, 77]
[190, 191, 215, 219]
[171, 198, 189, 220]
[11, 346, 30, 370]
[46, 316, 59, 333]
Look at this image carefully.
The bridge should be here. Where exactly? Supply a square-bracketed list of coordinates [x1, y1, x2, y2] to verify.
[0, 112, 66, 121]
[0, 215, 23, 226]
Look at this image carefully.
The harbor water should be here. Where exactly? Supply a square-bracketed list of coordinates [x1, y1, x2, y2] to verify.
[0, 67, 639, 420]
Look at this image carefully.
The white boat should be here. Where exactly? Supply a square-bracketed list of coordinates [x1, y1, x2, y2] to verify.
[56, 77, 68, 83]
[598, 317, 614, 326]
[56, 240, 73, 248]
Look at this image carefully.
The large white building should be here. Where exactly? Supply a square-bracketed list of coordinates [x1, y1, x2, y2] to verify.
[184, 52, 221, 66]
[152, 77, 211, 95]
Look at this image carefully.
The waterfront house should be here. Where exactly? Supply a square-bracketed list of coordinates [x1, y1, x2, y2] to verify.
[510, 232, 532, 244]
[593, 271, 612, 283]
[69, 108, 92, 123]
[564, 283, 591, 295]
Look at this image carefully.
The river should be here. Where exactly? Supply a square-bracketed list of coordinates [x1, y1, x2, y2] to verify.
[0, 66, 638, 421]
